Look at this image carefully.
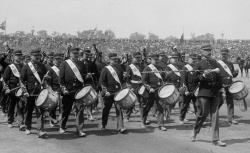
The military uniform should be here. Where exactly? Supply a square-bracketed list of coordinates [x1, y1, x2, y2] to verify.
[3, 50, 24, 128]
[218, 48, 238, 124]
[142, 54, 166, 129]
[179, 53, 198, 122]
[191, 44, 224, 145]
[126, 52, 145, 121]
[99, 53, 125, 131]
[20, 49, 48, 135]
[59, 48, 87, 135]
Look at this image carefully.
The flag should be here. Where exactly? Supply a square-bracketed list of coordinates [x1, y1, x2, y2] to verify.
[180, 33, 184, 45]
[0, 21, 6, 30]
[87, 27, 97, 39]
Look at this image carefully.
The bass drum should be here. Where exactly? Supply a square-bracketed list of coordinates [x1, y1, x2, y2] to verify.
[114, 88, 137, 110]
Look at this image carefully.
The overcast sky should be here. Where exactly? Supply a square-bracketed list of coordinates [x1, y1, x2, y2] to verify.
[0, 0, 249, 39]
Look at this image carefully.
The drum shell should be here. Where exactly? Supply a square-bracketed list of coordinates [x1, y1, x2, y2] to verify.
[115, 89, 137, 110]
[75, 86, 98, 106]
[36, 89, 59, 111]
[230, 83, 249, 100]
[158, 84, 180, 106]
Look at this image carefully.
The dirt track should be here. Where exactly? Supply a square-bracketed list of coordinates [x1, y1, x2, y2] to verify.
[0, 64, 250, 153]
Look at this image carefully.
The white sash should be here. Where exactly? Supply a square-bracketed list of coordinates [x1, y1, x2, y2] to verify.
[129, 64, 142, 77]
[106, 65, 122, 86]
[148, 64, 163, 80]
[168, 64, 180, 77]
[66, 59, 84, 83]
[9, 64, 20, 78]
[28, 62, 42, 84]
[218, 60, 233, 77]
[51, 66, 59, 76]
[185, 64, 193, 74]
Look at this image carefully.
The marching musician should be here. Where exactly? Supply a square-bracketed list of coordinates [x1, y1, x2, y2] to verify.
[59, 47, 88, 137]
[20, 48, 48, 138]
[190, 44, 226, 147]
[179, 53, 198, 125]
[3, 50, 25, 130]
[99, 53, 126, 133]
[126, 52, 145, 124]
[24, 55, 31, 65]
[45, 53, 63, 127]
[79, 49, 97, 121]
[142, 54, 167, 131]
[45, 52, 54, 70]
[218, 48, 239, 125]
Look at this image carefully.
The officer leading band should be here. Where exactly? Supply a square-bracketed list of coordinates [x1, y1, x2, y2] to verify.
[0, 43, 246, 147]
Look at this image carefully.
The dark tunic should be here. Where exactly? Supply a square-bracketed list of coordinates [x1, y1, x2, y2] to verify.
[181, 64, 199, 92]
[47, 66, 60, 91]
[126, 63, 144, 94]
[218, 60, 238, 86]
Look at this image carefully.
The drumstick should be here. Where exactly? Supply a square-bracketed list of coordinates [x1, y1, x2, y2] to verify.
[9, 86, 21, 92]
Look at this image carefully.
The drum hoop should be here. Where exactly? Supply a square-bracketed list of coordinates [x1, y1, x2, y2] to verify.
[114, 88, 130, 102]
[229, 80, 245, 93]
[158, 83, 175, 98]
[74, 85, 92, 100]
[35, 88, 49, 106]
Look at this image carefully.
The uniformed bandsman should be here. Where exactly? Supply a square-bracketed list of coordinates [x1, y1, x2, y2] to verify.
[99, 53, 126, 133]
[45, 52, 54, 70]
[126, 52, 145, 123]
[20, 48, 48, 138]
[218, 48, 239, 124]
[59, 47, 88, 137]
[3, 50, 25, 130]
[179, 53, 198, 124]
[142, 54, 167, 131]
[190, 44, 226, 147]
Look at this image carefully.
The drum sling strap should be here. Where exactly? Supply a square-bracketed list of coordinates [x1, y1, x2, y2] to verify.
[185, 64, 193, 75]
[129, 64, 142, 77]
[148, 64, 163, 80]
[28, 62, 42, 84]
[106, 65, 122, 87]
[168, 64, 181, 77]
[66, 59, 84, 83]
[217, 60, 233, 77]
[51, 66, 59, 76]
[9, 64, 20, 78]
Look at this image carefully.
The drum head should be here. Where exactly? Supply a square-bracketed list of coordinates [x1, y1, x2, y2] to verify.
[15, 88, 23, 97]
[114, 88, 129, 101]
[229, 81, 245, 93]
[138, 86, 145, 95]
[158, 84, 175, 98]
[75, 86, 91, 99]
[36, 89, 49, 106]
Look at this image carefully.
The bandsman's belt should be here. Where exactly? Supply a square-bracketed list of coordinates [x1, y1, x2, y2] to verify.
[205, 82, 217, 85]
[131, 80, 142, 84]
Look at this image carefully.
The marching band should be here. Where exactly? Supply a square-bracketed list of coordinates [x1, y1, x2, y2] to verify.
[1, 42, 249, 147]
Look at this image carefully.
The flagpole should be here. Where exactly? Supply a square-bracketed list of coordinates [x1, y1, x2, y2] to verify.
[5, 18, 7, 35]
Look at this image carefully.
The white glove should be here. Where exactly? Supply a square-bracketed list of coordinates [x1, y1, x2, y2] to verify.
[5, 89, 10, 94]
[149, 88, 155, 93]
[105, 92, 111, 96]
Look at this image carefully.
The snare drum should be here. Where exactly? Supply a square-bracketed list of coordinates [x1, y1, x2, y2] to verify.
[114, 88, 137, 110]
[35, 88, 59, 111]
[158, 84, 180, 106]
[74, 85, 98, 106]
[229, 81, 249, 100]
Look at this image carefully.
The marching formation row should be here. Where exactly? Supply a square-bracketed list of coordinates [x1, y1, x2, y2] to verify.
[0, 43, 247, 148]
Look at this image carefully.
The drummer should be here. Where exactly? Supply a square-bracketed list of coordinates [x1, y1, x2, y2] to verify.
[142, 54, 167, 131]
[45, 53, 63, 127]
[179, 53, 198, 125]
[218, 48, 239, 125]
[126, 52, 145, 124]
[3, 50, 25, 130]
[59, 47, 89, 137]
[190, 44, 226, 146]
[20, 48, 48, 138]
[99, 53, 126, 133]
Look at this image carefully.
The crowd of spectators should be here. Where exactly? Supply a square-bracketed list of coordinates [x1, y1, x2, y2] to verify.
[0, 35, 249, 62]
